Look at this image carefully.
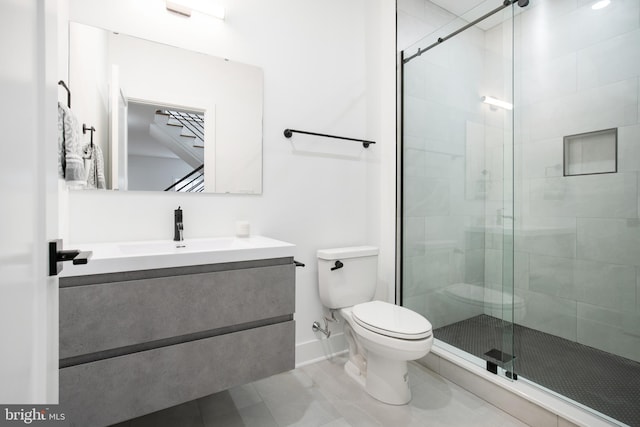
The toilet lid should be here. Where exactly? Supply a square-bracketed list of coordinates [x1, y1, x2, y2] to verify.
[352, 301, 432, 340]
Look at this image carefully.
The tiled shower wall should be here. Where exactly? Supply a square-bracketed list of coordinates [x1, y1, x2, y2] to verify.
[483, 0, 640, 363]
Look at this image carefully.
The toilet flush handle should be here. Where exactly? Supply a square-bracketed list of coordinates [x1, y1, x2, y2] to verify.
[331, 260, 344, 271]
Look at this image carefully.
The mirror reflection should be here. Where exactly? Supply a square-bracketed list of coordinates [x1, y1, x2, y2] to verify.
[127, 102, 205, 192]
[67, 22, 263, 194]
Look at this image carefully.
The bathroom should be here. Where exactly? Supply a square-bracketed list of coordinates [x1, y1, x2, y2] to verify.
[0, 0, 638, 426]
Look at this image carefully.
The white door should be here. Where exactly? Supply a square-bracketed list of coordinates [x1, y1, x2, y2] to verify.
[0, 0, 59, 403]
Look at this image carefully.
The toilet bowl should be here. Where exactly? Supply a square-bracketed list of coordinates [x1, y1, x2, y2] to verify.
[339, 302, 433, 404]
[317, 246, 433, 405]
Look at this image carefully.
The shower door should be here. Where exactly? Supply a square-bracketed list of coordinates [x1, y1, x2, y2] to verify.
[400, 0, 516, 378]
[512, 0, 640, 424]
[402, 0, 640, 424]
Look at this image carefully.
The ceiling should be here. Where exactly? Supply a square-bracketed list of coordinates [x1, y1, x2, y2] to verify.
[429, 0, 513, 31]
[429, 0, 487, 18]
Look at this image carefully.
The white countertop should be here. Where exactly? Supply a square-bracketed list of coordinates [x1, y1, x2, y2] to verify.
[59, 235, 296, 277]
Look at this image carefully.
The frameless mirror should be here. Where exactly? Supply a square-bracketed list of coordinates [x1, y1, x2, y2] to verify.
[68, 22, 263, 194]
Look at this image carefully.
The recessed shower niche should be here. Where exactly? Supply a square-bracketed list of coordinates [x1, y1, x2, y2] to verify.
[563, 128, 617, 177]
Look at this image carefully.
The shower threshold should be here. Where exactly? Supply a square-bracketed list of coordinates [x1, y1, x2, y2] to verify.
[434, 315, 640, 427]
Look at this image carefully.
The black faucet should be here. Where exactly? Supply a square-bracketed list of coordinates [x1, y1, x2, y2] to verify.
[174, 206, 184, 242]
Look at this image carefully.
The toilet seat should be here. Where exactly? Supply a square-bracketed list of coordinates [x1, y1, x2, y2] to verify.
[352, 301, 432, 340]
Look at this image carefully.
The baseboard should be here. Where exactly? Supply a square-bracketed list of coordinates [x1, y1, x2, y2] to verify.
[295, 333, 347, 368]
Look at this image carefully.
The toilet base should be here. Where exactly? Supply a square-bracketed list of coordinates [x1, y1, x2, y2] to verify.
[343, 355, 413, 405]
[364, 353, 411, 405]
[344, 360, 366, 388]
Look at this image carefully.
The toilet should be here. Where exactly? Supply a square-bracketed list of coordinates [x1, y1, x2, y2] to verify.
[317, 246, 433, 405]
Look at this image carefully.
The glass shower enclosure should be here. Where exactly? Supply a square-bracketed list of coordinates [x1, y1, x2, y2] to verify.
[400, 1, 640, 425]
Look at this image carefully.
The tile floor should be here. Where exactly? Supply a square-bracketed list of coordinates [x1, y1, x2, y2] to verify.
[111, 354, 529, 427]
[435, 315, 639, 426]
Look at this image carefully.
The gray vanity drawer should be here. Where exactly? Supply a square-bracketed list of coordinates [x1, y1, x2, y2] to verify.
[60, 262, 294, 359]
[60, 320, 295, 427]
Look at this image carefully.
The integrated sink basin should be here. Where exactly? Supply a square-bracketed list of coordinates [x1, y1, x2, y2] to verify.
[117, 237, 247, 255]
[60, 236, 296, 277]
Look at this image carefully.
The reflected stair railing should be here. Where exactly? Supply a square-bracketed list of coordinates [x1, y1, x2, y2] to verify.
[164, 164, 205, 192]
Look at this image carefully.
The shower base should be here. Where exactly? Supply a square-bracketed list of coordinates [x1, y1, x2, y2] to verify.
[434, 315, 640, 427]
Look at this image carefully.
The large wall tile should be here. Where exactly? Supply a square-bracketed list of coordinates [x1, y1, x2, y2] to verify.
[424, 215, 469, 247]
[529, 255, 576, 300]
[465, 121, 487, 202]
[577, 218, 640, 266]
[403, 134, 427, 151]
[577, 29, 640, 91]
[514, 217, 577, 258]
[403, 216, 426, 258]
[464, 249, 485, 286]
[529, 255, 637, 311]
[484, 248, 503, 288]
[521, 53, 577, 105]
[521, 0, 640, 62]
[404, 177, 450, 217]
[515, 251, 530, 291]
[574, 259, 637, 311]
[405, 289, 484, 330]
[404, 148, 453, 179]
[403, 96, 432, 139]
[402, 59, 427, 99]
[528, 173, 638, 219]
[524, 79, 638, 142]
[429, 289, 485, 330]
[618, 125, 640, 172]
[637, 268, 640, 312]
[577, 303, 640, 363]
[464, 225, 486, 252]
[521, 137, 564, 179]
[403, 248, 454, 297]
[518, 290, 578, 341]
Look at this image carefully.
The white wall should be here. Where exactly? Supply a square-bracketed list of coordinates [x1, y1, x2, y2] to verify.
[60, 0, 396, 365]
[128, 155, 192, 192]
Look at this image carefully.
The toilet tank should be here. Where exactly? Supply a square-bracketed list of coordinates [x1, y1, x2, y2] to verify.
[317, 246, 379, 309]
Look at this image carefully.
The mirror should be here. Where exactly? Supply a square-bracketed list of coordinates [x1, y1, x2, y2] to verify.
[68, 22, 263, 194]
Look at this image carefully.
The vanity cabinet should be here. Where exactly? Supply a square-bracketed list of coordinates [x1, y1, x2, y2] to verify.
[59, 257, 295, 427]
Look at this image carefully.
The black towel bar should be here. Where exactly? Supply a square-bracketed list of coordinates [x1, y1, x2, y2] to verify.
[58, 80, 71, 108]
[284, 128, 376, 149]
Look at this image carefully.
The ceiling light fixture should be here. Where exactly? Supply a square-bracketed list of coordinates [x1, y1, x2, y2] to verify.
[481, 96, 513, 110]
[592, 0, 611, 10]
[166, 0, 225, 20]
